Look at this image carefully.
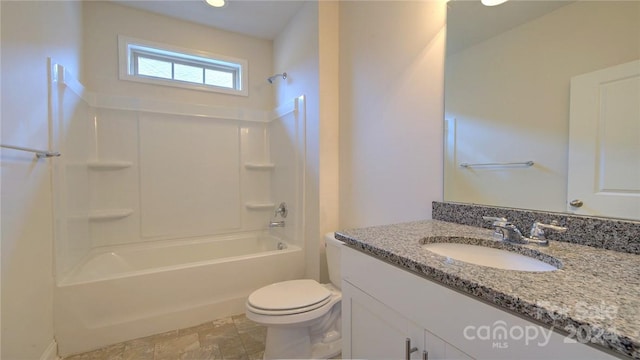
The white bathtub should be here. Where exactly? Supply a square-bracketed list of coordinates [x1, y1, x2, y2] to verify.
[54, 231, 304, 356]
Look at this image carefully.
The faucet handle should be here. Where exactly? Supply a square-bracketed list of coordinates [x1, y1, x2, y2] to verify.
[274, 202, 288, 218]
[483, 216, 510, 240]
[482, 216, 508, 226]
[530, 221, 567, 239]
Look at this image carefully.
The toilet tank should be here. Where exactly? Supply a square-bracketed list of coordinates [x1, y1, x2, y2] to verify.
[325, 233, 344, 290]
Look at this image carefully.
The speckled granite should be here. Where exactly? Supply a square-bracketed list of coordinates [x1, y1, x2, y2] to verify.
[433, 201, 640, 254]
[336, 220, 640, 359]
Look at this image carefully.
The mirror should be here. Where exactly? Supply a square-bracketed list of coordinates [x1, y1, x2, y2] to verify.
[444, 0, 640, 220]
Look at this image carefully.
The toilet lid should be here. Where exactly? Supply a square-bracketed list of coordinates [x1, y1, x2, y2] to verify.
[248, 279, 331, 312]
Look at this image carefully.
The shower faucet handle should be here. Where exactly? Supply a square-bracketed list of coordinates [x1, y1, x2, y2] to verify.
[274, 202, 288, 218]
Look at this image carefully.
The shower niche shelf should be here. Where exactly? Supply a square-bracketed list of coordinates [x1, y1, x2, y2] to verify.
[87, 161, 133, 170]
[89, 209, 133, 221]
[244, 163, 275, 170]
[245, 203, 275, 210]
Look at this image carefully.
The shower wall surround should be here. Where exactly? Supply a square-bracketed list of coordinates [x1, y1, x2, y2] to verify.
[52, 65, 305, 281]
[433, 201, 640, 254]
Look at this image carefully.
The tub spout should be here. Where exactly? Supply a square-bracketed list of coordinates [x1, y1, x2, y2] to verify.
[269, 220, 285, 228]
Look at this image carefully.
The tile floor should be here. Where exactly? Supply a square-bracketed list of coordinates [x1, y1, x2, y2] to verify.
[63, 314, 266, 360]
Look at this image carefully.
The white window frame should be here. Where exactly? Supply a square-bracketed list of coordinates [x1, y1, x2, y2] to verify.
[118, 36, 248, 96]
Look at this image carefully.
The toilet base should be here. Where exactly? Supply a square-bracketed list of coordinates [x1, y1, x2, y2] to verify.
[263, 326, 341, 360]
[311, 338, 341, 359]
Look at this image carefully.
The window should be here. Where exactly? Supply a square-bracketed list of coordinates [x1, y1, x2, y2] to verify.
[119, 36, 248, 96]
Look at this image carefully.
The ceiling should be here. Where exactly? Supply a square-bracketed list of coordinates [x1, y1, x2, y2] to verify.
[446, 0, 572, 54]
[112, 0, 306, 40]
[112, 0, 572, 51]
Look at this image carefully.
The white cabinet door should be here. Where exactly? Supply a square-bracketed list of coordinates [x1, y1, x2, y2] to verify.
[425, 330, 473, 360]
[344, 279, 474, 360]
[343, 281, 416, 359]
[568, 59, 640, 219]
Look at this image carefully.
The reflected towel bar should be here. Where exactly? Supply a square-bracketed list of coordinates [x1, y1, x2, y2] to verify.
[460, 161, 534, 168]
[1, 144, 61, 158]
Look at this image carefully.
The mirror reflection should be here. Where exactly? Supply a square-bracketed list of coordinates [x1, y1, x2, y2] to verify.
[444, 0, 640, 220]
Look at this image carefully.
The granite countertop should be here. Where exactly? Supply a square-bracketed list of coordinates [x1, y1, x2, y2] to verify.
[335, 220, 640, 359]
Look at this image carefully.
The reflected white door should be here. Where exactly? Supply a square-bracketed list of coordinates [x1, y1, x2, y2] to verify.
[567, 59, 640, 219]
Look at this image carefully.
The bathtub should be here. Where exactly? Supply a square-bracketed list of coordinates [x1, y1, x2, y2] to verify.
[54, 231, 304, 356]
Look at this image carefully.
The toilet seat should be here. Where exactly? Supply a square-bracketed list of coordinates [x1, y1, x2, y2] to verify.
[247, 279, 331, 315]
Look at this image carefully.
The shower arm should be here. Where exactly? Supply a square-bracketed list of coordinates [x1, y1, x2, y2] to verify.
[267, 72, 287, 84]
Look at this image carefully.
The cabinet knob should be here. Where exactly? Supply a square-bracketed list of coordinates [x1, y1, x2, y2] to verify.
[405, 338, 418, 360]
[569, 199, 583, 208]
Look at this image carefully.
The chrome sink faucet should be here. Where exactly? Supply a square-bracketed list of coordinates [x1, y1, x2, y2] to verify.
[483, 216, 528, 244]
[482, 216, 567, 246]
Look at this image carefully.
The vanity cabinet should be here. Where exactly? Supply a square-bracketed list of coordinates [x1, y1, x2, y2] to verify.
[344, 280, 472, 359]
[341, 246, 620, 359]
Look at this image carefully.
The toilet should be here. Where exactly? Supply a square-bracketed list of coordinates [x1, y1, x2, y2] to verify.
[245, 233, 343, 359]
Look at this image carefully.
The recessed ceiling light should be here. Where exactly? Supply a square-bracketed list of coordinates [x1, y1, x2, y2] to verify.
[205, 0, 226, 8]
[481, 0, 509, 6]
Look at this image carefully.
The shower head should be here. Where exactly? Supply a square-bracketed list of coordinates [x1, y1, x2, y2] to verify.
[267, 72, 287, 84]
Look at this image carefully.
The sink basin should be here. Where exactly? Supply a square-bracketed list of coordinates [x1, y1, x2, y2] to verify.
[422, 242, 558, 272]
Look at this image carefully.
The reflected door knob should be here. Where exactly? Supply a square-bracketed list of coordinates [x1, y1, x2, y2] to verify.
[569, 199, 583, 208]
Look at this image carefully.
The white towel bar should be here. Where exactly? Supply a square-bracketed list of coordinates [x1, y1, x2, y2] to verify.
[460, 161, 534, 168]
[1, 144, 61, 158]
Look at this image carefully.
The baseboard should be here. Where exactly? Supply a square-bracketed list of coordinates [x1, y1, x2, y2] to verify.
[40, 340, 59, 360]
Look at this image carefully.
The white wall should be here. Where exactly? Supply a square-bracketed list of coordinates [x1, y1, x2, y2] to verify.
[445, 1, 640, 213]
[317, 1, 340, 282]
[83, 1, 273, 110]
[273, 1, 325, 280]
[0, 1, 82, 359]
[338, 1, 446, 228]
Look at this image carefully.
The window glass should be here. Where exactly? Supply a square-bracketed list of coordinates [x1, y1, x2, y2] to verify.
[174, 63, 203, 84]
[119, 36, 247, 96]
[205, 69, 234, 89]
[138, 57, 172, 79]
